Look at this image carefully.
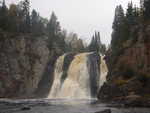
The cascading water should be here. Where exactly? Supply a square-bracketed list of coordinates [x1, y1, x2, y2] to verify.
[99, 56, 108, 87]
[48, 52, 107, 99]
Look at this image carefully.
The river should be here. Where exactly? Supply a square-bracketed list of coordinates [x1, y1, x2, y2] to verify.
[0, 99, 150, 113]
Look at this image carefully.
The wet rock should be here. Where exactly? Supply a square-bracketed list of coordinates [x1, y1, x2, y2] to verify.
[95, 109, 111, 113]
[21, 106, 31, 111]
[0, 34, 52, 98]
[97, 24, 150, 106]
[97, 83, 126, 101]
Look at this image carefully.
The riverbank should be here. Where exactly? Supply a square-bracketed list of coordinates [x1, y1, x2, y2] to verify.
[0, 99, 150, 113]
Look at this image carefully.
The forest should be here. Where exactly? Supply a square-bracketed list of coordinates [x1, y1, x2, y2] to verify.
[0, 0, 106, 54]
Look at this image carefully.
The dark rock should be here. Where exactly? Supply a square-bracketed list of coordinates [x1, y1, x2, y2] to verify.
[95, 109, 111, 113]
[97, 83, 126, 101]
[21, 106, 31, 111]
[97, 24, 150, 106]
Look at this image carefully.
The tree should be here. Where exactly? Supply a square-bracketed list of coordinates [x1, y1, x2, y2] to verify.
[143, 0, 150, 20]
[126, 2, 134, 25]
[17, 0, 30, 33]
[47, 12, 61, 49]
[0, 0, 8, 31]
[47, 12, 60, 35]
[126, 2, 139, 26]
[88, 31, 105, 54]
[112, 5, 125, 31]
[8, 4, 18, 32]
[31, 9, 43, 34]
[111, 5, 128, 51]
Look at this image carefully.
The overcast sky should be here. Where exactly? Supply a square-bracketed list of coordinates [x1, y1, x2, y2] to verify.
[6, 0, 140, 45]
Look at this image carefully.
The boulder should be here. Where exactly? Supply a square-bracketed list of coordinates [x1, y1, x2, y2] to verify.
[95, 109, 111, 113]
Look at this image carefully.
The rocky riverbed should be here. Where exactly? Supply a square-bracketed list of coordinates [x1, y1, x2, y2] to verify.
[0, 99, 150, 113]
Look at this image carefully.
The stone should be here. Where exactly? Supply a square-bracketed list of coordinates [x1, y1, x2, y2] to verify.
[95, 109, 111, 113]
[21, 106, 31, 111]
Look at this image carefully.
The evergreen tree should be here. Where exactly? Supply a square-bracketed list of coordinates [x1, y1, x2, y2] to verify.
[143, 0, 150, 20]
[0, 0, 8, 31]
[47, 12, 60, 35]
[47, 12, 61, 49]
[18, 0, 30, 33]
[88, 31, 105, 54]
[8, 4, 18, 32]
[112, 5, 125, 31]
[111, 5, 128, 51]
[23, 0, 30, 32]
[126, 2, 135, 25]
[31, 9, 44, 34]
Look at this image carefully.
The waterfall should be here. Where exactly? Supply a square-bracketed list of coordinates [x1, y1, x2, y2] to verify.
[99, 56, 108, 87]
[48, 52, 107, 99]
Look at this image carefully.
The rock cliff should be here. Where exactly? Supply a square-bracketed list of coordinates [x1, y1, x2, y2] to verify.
[98, 25, 150, 106]
[0, 33, 52, 98]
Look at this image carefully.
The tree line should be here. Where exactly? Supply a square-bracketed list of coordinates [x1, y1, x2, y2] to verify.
[88, 31, 106, 55]
[111, 0, 150, 54]
[0, 0, 106, 54]
[0, 0, 86, 53]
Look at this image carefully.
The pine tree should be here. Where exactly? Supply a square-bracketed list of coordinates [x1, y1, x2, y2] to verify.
[47, 12, 61, 49]
[112, 5, 125, 31]
[143, 0, 150, 20]
[8, 4, 18, 32]
[88, 31, 105, 54]
[47, 12, 60, 35]
[31, 9, 41, 34]
[111, 5, 128, 51]
[0, 0, 8, 31]
[18, 0, 30, 33]
[126, 2, 134, 25]
[23, 0, 30, 32]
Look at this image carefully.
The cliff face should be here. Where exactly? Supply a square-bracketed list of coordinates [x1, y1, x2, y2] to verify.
[98, 25, 150, 105]
[0, 33, 51, 98]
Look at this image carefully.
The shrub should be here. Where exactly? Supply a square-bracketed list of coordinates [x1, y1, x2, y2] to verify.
[115, 79, 128, 86]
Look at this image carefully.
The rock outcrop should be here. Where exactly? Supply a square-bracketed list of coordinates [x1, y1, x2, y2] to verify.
[0, 33, 52, 98]
[98, 25, 150, 106]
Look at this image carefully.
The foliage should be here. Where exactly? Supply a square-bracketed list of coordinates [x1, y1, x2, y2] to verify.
[0, 0, 8, 31]
[115, 79, 128, 86]
[0, 0, 86, 53]
[110, 3, 141, 56]
[111, 5, 127, 51]
[88, 31, 106, 54]
[143, 0, 150, 20]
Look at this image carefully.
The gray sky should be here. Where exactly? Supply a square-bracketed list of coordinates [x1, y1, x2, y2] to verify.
[6, 0, 140, 45]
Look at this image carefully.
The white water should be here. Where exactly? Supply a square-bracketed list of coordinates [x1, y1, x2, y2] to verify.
[48, 54, 67, 98]
[49, 52, 107, 99]
[99, 56, 108, 87]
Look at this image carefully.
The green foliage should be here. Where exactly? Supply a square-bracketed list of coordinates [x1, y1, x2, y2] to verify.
[115, 79, 128, 86]
[111, 5, 128, 51]
[88, 31, 106, 54]
[143, 0, 150, 20]
[30, 9, 46, 35]
[47, 12, 60, 36]
[46, 12, 64, 51]
[111, 3, 141, 55]
[0, 0, 86, 53]
[126, 2, 139, 26]
[0, 0, 9, 31]
[8, 4, 18, 32]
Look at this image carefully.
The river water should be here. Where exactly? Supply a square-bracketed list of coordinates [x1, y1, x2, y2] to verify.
[0, 99, 150, 113]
